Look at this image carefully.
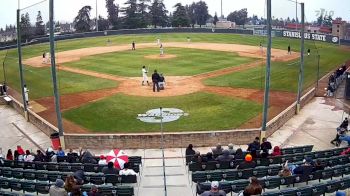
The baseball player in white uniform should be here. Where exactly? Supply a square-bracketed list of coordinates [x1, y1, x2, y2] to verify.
[160, 44, 164, 56]
[142, 66, 149, 86]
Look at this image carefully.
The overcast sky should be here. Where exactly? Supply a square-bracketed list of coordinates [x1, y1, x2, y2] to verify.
[0, 0, 349, 29]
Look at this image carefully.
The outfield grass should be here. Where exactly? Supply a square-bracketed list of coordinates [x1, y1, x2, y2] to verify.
[204, 46, 349, 92]
[63, 48, 255, 77]
[63, 92, 261, 132]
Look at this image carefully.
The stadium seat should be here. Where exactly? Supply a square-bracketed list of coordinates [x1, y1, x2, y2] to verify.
[11, 168, 24, 179]
[22, 180, 36, 193]
[218, 161, 234, 169]
[81, 184, 94, 192]
[296, 185, 313, 195]
[34, 162, 47, 170]
[238, 168, 253, 179]
[267, 165, 281, 176]
[280, 175, 295, 186]
[22, 169, 36, 181]
[189, 162, 202, 172]
[105, 174, 120, 185]
[3, 160, 14, 168]
[311, 183, 326, 196]
[98, 184, 117, 195]
[303, 152, 314, 160]
[268, 156, 282, 165]
[253, 166, 268, 178]
[70, 163, 84, 172]
[219, 181, 232, 194]
[46, 163, 59, 171]
[308, 170, 322, 182]
[338, 155, 349, 165]
[24, 162, 36, 170]
[58, 162, 72, 172]
[0, 190, 20, 196]
[196, 182, 210, 195]
[325, 180, 341, 193]
[47, 171, 60, 182]
[206, 171, 222, 182]
[86, 173, 105, 185]
[261, 190, 281, 196]
[14, 161, 25, 169]
[256, 158, 270, 166]
[333, 165, 345, 178]
[343, 163, 350, 175]
[0, 177, 10, 189]
[35, 181, 51, 194]
[121, 175, 137, 184]
[231, 179, 249, 193]
[264, 176, 281, 190]
[83, 163, 97, 173]
[321, 168, 334, 180]
[9, 179, 22, 191]
[192, 172, 206, 183]
[279, 188, 297, 196]
[339, 176, 350, 190]
[116, 185, 134, 196]
[1, 167, 12, 178]
[223, 170, 238, 181]
[203, 161, 217, 170]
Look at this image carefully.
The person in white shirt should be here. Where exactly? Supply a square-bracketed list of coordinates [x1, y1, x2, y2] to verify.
[24, 150, 34, 162]
[119, 162, 137, 176]
[141, 66, 149, 86]
[24, 84, 29, 105]
[98, 155, 107, 165]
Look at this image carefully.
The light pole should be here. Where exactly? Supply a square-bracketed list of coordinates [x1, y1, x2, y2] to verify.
[96, 0, 98, 32]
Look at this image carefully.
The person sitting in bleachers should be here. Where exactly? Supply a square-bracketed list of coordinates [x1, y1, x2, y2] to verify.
[202, 152, 215, 162]
[67, 149, 78, 163]
[234, 148, 244, 160]
[340, 118, 348, 131]
[17, 145, 25, 155]
[227, 143, 236, 154]
[98, 155, 107, 165]
[34, 150, 46, 162]
[313, 159, 325, 171]
[49, 179, 67, 196]
[260, 137, 272, 154]
[242, 177, 263, 196]
[247, 137, 260, 158]
[212, 143, 223, 156]
[6, 149, 13, 160]
[46, 147, 55, 162]
[102, 162, 119, 175]
[185, 144, 196, 164]
[64, 175, 80, 194]
[119, 162, 137, 176]
[57, 146, 65, 157]
[200, 181, 226, 196]
[73, 170, 85, 185]
[81, 150, 97, 164]
[237, 154, 256, 169]
[216, 149, 234, 162]
[339, 135, 350, 146]
[278, 164, 292, 177]
[23, 150, 34, 162]
[191, 151, 202, 163]
[14, 150, 24, 162]
[271, 146, 281, 156]
[293, 158, 313, 175]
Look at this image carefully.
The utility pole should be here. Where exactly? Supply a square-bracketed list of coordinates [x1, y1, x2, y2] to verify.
[261, 0, 272, 139]
[295, 0, 298, 31]
[49, 0, 65, 147]
[221, 0, 223, 19]
[296, 2, 305, 114]
[96, 0, 98, 32]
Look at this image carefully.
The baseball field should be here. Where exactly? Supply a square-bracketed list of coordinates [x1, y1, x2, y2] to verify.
[0, 33, 349, 133]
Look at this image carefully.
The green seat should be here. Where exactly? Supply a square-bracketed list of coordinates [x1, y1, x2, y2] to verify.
[321, 168, 334, 180]
[264, 176, 281, 190]
[224, 170, 238, 181]
[231, 179, 249, 193]
[280, 175, 295, 186]
[2, 167, 12, 178]
[262, 190, 281, 196]
[11, 168, 24, 179]
[36, 170, 49, 181]
[339, 176, 350, 190]
[116, 185, 134, 196]
[267, 165, 281, 176]
[238, 168, 253, 179]
[191, 171, 206, 183]
[81, 184, 94, 192]
[196, 182, 211, 195]
[86, 173, 105, 185]
[9, 179, 22, 191]
[23, 169, 36, 180]
[311, 183, 326, 196]
[206, 171, 222, 181]
[333, 165, 345, 177]
[22, 180, 36, 193]
[35, 181, 51, 194]
[296, 185, 313, 196]
[253, 166, 268, 178]
[98, 184, 117, 195]
[325, 179, 341, 193]
[0, 176, 11, 189]
[280, 188, 297, 196]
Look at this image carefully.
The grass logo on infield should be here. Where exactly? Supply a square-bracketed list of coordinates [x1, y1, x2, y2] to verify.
[137, 108, 189, 123]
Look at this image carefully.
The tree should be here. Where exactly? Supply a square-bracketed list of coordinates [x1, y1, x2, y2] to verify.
[106, 0, 119, 29]
[227, 8, 248, 26]
[138, 0, 151, 28]
[74, 6, 92, 32]
[20, 12, 32, 41]
[323, 15, 333, 26]
[185, 3, 196, 27]
[194, 1, 209, 27]
[172, 3, 189, 27]
[213, 12, 219, 26]
[34, 11, 45, 36]
[97, 16, 110, 31]
[149, 0, 168, 28]
[121, 0, 140, 29]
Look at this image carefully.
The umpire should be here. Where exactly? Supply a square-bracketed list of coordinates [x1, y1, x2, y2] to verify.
[152, 70, 160, 92]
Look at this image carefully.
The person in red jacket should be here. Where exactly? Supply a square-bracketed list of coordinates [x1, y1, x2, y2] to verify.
[6, 149, 13, 160]
[341, 148, 350, 155]
[17, 145, 25, 155]
[271, 146, 281, 156]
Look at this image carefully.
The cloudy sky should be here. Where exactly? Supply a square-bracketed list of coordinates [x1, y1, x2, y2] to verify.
[0, 0, 349, 29]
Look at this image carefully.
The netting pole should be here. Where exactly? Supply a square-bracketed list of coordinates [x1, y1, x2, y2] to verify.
[296, 2, 305, 114]
[261, 0, 272, 139]
[316, 54, 320, 90]
[49, 0, 65, 147]
[16, 9, 29, 120]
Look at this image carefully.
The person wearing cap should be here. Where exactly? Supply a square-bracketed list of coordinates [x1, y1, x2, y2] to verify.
[212, 143, 223, 156]
[98, 155, 107, 165]
[201, 181, 226, 196]
[216, 150, 234, 162]
[237, 154, 256, 169]
[49, 179, 68, 196]
[227, 143, 236, 155]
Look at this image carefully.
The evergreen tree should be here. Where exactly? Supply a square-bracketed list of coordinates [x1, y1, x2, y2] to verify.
[185, 3, 195, 27]
[138, 0, 151, 28]
[35, 11, 45, 36]
[74, 6, 92, 32]
[194, 1, 209, 27]
[172, 3, 189, 27]
[97, 16, 110, 31]
[121, 0, 140, 29]
[20, 12, 32, 41]
[105, 0, 119, 29]
[149, 0, 168, 28]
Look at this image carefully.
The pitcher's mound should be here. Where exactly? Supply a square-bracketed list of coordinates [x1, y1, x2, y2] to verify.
[144, 54, 177, 60]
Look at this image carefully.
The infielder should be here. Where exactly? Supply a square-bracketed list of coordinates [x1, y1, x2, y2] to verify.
[42, 52, 46, 64]
[141, 66, 149, 86]
[157, 38, 160, 45]
[287, 45, 291, 55]
[259, 42, 263, 55]
[160, 44, 164, 56]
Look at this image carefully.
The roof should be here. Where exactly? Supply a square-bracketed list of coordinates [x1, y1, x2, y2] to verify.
[319, 26, 332, 33]
[333, 20, 346, 25]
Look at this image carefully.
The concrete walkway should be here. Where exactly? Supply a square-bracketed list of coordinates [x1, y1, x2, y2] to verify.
[0, 95, 349, 196]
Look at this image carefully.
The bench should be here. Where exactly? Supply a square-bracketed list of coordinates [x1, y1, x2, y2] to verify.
[3, 96, 12, 104]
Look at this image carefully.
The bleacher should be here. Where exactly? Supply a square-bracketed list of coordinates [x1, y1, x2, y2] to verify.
[188, 146, 350, 195]
[0, 156, 142, 196]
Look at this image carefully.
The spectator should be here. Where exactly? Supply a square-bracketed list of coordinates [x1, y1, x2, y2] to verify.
[87, 185, 101, 196]
[102, 162, 119, 175]
[340, 118, 349, 130]
[339, 135, 350, 146]
[73, 170, 85, 185]
[216, 150, 234, 162]
[98, 155, 107, 165]
[17, 145, 25, 155]
[212, 143, 223, 156]
[185, 144, 196, 164]
[67, 149, 78, 163]
[64, 175, 79, 193]
[202, 152, 215, 162]
[57, 147, 65, 157]
[6, 149, 13, 160]
[46, 147, 55, 162]
[242, 177, 263, 196]
[227, 143, 236, 154]
[313, 159, 325, 171]
[247, 137, 260, 151]
[70, 186, 82, 196]
[49, 179, 67, 196]
[191, 151, 202, 163]
[271, 146, 281, 156]
[24, 150, 34, 162]
[278, 162, 292, 177]
[14, 150, 24, 162]
[200, 181, 226, 196]
[341, 147, 350, 155]
[119, 162, 137, 176]
[326, 84, 334, 97]
[235, 148, 244, 160]
[34, 150, 45, 162]
[237, 154, 256, 169]
[81, 150, 97, 164]
[293, 158, 313, 175]
[331, 127, 346, 146]
[260, 137, 272, 153]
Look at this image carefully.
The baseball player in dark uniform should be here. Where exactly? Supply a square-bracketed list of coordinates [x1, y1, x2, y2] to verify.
[152, 70, 160, 92]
